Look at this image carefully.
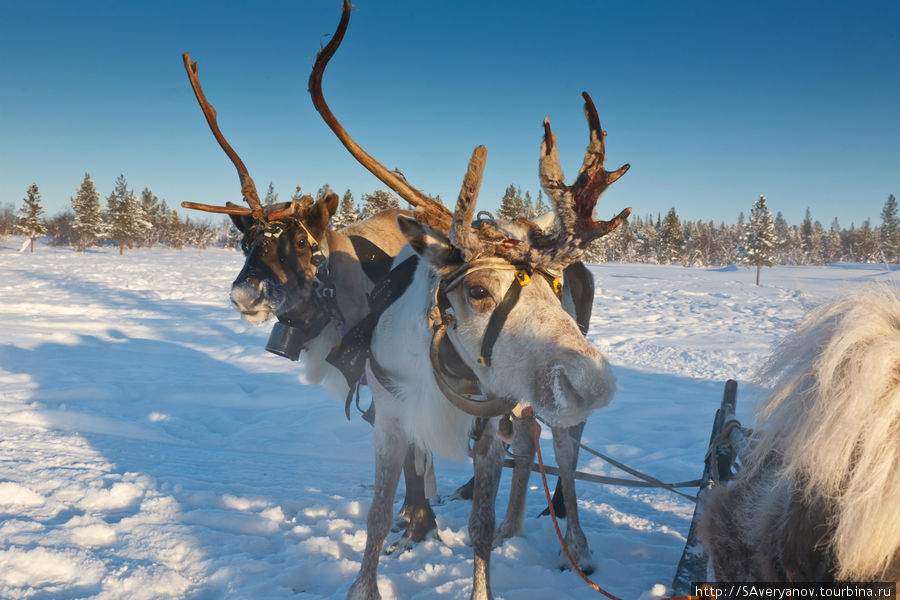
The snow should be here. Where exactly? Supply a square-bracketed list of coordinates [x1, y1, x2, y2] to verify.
[0, 238, 896, 599]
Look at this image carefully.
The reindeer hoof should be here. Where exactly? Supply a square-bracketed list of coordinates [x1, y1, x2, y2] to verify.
[385, 527, 441, 555]
[557, 546, 595, 574]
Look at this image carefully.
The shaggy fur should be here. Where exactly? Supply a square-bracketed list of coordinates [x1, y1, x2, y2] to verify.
[700, 287, 900, 583]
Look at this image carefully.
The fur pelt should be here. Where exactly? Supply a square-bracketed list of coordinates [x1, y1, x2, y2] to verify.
[700, 287, 900, 583]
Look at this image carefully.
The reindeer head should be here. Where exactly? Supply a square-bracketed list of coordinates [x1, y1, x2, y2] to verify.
[397, 148, 618, 427]
[228, 194, 338, 328]
[180, 53, 339, 333]
[309, 1, 630, 426]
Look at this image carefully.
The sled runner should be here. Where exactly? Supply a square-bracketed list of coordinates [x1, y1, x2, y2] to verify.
[672, 379, 749, 594]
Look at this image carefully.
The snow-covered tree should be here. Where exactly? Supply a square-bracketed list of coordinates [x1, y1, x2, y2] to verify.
[332, 189, 360, 229]
[497, 184, 524, 221]
[880, 193, 898, 263]
[106, 174, 150, 255]
[533, 189, 549, 218]
[360, 189, 399, 219]
[71, 173, 104, 252]
[139, 187, 164, 247]
[16, 183, 47, 252]
[658, 207, 684, 264]
[520, 190, 535, 219]
[856, 219, 879, 262]
[0, 203, 15, 241]
[743, 195, 777, 285]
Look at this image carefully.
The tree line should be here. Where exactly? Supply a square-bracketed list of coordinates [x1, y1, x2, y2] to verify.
[4, 174, 225, 253]
[6, 175, 897, 274]
[582, 194, 898, 272]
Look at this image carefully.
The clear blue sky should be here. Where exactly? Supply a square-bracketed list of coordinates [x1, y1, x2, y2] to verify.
[2, 0, 898, 228]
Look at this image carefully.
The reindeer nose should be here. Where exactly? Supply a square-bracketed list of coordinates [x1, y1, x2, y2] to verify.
[547, 348, 615, 417]
[230, 277, 265, 309]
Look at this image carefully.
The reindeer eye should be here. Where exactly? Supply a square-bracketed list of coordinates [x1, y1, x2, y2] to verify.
[296, 238, 307, 249]
[468, 285, 490, 300]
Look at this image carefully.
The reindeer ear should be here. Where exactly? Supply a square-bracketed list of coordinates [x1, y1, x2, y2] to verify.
[397, 215, 462, 272]
[321, 192, 339, 218]
[308, 194, 338, 232]
[227, 201, 255, 233]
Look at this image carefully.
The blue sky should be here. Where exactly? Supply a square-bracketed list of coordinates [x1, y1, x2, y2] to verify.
[1, 0, 898, 228]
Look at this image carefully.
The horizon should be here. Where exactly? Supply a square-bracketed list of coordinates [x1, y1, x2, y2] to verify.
[2, 1, 897, 229]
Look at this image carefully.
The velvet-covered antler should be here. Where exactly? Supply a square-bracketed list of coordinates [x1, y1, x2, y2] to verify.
[535, 92, 631, 264]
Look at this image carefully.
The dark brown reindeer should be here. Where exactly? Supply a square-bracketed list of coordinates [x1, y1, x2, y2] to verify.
[179, 52, 440, 546]
[310, 3, 631, 598]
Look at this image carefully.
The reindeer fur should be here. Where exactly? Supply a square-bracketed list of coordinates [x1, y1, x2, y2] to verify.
[347, 218, 616, 600]
[700, 287, 900, 584]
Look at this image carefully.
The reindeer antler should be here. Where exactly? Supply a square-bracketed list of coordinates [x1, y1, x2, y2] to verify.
[181, 52, 263, 219]
[537, 92, 631, 260]
[309, 0, 452, 231]
[450, 146, 487, 261]
[181, 53, 317, 222]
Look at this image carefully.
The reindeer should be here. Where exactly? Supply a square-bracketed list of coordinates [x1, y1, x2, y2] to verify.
[179, 52, 440, 546]
[310, 4, 631, 597]
[700, 288, 900, 585]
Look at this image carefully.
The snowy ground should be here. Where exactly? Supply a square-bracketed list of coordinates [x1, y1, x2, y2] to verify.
[1, 238, 896, 600]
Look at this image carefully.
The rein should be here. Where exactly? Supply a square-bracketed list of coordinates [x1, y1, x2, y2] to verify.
[527, 408, 698, 600]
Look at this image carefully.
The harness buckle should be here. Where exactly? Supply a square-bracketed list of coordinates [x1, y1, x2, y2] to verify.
[515, 270, 531, 286]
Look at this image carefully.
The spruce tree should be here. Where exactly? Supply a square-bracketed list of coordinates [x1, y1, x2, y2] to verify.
[659, 207, 684, 264]
[16, 183, 47, 253]
[880, 194, 898, 262]
[497, 184, 524, 220]
[140, 187, 163, 247]
[360, 190, 399, 219]
[533, 189, 549, 218]
[106, 174, 149, 255]
[744, 195, 776, 285]
[332, 189, 359, 229]
[521, 190, 534, 219]
[800, 207, 814, 261]
[264, 182, 278, 206]
[71, 173, 104, 252]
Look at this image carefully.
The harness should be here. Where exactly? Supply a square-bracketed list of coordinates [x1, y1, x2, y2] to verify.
[325, 255, 420, 421]
[248, 216, 347, 361]
[426, 258, 562, 418]
[326, 249, 563, 425]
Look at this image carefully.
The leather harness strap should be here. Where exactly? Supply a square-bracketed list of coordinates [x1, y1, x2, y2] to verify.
[325, 255, 420, 420]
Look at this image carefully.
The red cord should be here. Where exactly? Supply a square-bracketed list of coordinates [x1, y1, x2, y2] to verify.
[528, 410, 697, 600]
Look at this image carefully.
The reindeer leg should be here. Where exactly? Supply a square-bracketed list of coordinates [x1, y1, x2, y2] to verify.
[388, 445, 438, 552]
[545, 420, 585, 518]
[469, 420, 503, 600]
[347, 418, 407, 600]
[550, 422, 594, 574]
[493, 415, 537, 547]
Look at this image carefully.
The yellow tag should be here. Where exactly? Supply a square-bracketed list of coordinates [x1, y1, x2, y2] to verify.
[477, 355, 487, 367]
[515, 270, 531, 286]
[552, 277, 561, 295]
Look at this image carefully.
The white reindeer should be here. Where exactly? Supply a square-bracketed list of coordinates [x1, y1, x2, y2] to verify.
[310, 5, 632, 598]
[700, 287, 900, 585]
